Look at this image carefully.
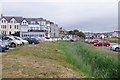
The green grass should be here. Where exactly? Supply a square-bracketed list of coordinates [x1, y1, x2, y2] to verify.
[57, 41, 119, 78]
[2, 41, 119, 78]
[2, 41, 83, 78]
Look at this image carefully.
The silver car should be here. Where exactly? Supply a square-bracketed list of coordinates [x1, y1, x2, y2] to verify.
[110, 44, 120, 51]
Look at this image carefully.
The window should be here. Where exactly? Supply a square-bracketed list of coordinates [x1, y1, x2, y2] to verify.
[4, 31, 6, 34]
[11, 21, 13, 23]
[4, 37, 12, 40]
[2, 20, 3, 23]
[15, 25, 16, 29]
[10, 25, 12, 29]
[17, 25, 19, 29]
[31, 21, 35, 24]
[2, 25, 4, 28]
[50, 27, 51, 32]
[3, 25, 6, 29]
[9, 31, 11, 35]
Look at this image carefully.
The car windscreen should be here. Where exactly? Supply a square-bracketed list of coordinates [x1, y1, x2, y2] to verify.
[9, 36, 16, 40]
[31, 38, 36, 40]
[14, 37, 21, 40]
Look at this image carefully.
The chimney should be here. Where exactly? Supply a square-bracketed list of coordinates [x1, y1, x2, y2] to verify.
[1, 14, 3, 18]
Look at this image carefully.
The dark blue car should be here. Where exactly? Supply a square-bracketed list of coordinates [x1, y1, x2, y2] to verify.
[23, 38, 39, 44]
[0, 40, 9, 52]
[0, 44, 6, 52]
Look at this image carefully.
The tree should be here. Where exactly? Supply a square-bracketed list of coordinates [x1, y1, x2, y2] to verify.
[77, 32, 85, 38]
[73, 29, 79, 35]
[67, 29, 85, 38]
[67, 30, 73, 35]
[11, 32, 20, 37]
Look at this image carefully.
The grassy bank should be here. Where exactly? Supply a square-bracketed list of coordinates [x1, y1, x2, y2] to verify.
[2, 41, 84, 78]
[57, 41, 118, 78]
[2, 41, 119, 78]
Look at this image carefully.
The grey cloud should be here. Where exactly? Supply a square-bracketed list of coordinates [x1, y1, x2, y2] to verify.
[1, 1, 118, 32]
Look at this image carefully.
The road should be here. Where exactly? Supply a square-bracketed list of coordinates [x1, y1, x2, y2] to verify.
[102, 43, 118, 52]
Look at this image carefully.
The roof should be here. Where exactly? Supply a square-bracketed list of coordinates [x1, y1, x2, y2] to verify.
[50, 22, 54, 24]
[46, 20, 51, 24]
[23, 18, 45, 24]
[1, 16, 23, 23]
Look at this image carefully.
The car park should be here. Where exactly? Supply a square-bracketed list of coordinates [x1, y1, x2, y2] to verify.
[2, 36, 23, 47]
[13, 36, 28, 45]
[110, 44, 120, 51]
[23, 37, 39, 44]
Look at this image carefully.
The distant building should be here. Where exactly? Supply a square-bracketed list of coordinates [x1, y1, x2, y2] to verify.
[20, 18, 60, 38]
[84, 32, 95, 39]
[20, 18, 47, 38]
[100, 34, 105, 39]
[59, 27, 67, 38]
[0, 14, 62, 38]
[112, 31, 119, 37]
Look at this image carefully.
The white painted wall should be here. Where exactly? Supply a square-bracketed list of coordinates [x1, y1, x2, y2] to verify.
[0, 18, 20, 35]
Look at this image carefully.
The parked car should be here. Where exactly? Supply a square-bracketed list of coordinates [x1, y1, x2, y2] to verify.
[45, 37, 50, 39]
[110, 44, 120, 51]
[23, 38, 39, 44]
[70, 38, 77, 42]
[93, 40, 110, 47]
[0, 46, 2, 52]
[0, 41, 8, 52]
[13, 36, 28, 45]
[90, 39, 100, 44]
[2, 36, 23, 47]
[0, 40, 9, 50]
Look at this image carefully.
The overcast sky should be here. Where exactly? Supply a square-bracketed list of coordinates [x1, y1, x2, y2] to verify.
[0, 0, 119, 33]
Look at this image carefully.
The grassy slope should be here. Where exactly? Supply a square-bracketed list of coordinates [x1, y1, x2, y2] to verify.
[2, 41, 85, 78]
[2, 41, 119, 78]
[57, 41, 118, 78]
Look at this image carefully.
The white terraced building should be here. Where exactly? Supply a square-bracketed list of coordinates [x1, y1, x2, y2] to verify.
[0, 14, 62, 38]
[0, 14, 23, 35]
[20, 18, 60, 38]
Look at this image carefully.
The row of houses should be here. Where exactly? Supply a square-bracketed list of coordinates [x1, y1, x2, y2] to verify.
[0, 14, 64, 38]
[84, 31, 119, 39]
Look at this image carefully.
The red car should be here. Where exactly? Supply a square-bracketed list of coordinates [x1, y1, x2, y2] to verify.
[93, 40, 110, 47]
[90, 39, 100, 44]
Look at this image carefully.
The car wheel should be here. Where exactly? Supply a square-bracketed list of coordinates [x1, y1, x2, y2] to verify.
[96, 44, 99, 46]
[32, 43, 35, 45]
[2, 50, 5, 52]
[22, 42, 24, 45]
[115, 47, 119, 51]
[11, 43, 16, 48]
[106, 44, 110, 47]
